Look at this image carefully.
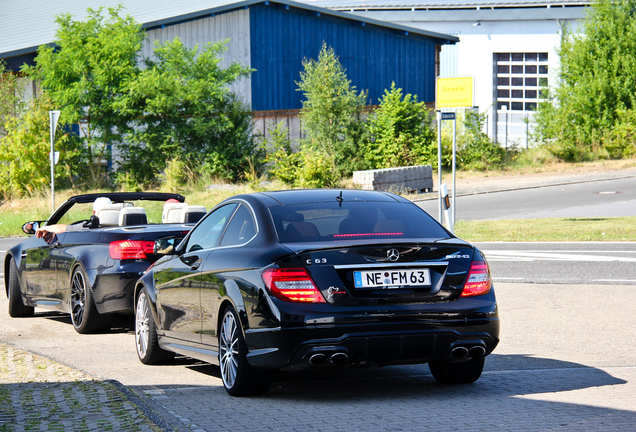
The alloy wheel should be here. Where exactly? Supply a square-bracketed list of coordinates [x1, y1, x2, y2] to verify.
[136, 292, 150, 359]
[70, 270, 86, 327]
[219, 310, 239, 389]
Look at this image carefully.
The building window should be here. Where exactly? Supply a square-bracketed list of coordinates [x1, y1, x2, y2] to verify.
[495, 53, 548, 111]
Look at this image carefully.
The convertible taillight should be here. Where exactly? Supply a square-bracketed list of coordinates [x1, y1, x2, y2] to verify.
[460, 260, 492, 297]
[109, 240, 155, 260]
[262, 268, 326, 303]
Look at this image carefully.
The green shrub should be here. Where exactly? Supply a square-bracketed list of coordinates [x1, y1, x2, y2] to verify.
[602, 109, 636, 159]
[296, 151, 338, 188]
[265, 121, 301, 186]
[365, 83, 436, 169]
[0, 95, 76, 198]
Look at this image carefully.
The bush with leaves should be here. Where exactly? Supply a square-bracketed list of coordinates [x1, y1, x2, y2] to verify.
[296, 151, 339, 188]
[0, 61, 25, 139]
[297, 44, 368, 178]
[364, 83, 436, 169]
[602, 109, 636, 159]
[0, 95, 77, 198]
[440, 110, 505, 171]
[116, 38, 259, 185]
[535, 0, 636, 160]
[265, 121, 301, 186]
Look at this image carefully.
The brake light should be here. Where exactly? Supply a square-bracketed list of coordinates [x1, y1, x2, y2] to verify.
[109, 240, 155, 260]
[262, 268, 326, 303]
[460, 260, 492, 297]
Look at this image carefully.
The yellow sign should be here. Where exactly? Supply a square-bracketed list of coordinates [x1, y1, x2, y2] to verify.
[436, 77, 474, 109]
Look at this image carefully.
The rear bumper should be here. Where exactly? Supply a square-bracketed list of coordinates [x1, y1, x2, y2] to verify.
[245, 318, 500, 371]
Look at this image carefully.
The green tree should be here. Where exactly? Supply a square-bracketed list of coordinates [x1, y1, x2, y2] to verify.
[535, 0, 636, 160]
[297, 44, 368, 177]
[24, 6, 145, 187]
[115, 38, 258, 184]
[0, 95, 77, 198]
[0, 61, 25, 138]
[364, 83, 436, 169]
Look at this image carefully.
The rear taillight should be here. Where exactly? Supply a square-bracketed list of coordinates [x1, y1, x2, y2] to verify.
[460, 260, 492, 297]
[109, 240, 155, 260]
[262, 268, 326, 303]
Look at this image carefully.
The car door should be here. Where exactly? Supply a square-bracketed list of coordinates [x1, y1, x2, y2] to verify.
[155, 203, 238, 344]
[22, 234, 67, 307]
[199, 203, 258, 347]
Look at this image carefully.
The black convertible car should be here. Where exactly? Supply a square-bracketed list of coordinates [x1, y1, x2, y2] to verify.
[4, 192, 205, 333]
[134, 189, 499, 396]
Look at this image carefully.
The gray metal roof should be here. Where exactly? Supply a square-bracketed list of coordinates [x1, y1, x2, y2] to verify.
[1, 0, 457, 59]
[299, 0, 590, 10]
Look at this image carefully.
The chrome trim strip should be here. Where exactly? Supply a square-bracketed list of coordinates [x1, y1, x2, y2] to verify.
[165, 343, 218, 358]
[334, 261, 449, 269]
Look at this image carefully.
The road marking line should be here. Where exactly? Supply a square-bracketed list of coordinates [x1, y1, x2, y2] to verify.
[483, 250, 636, 262]
[592, 279, 636, 283]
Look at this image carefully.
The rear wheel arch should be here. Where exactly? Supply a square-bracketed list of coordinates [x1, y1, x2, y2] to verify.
[134, 281, 160, 329]
[217, 280, 248, 331]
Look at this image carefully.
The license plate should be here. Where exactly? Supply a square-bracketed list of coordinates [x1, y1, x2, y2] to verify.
[353, 269, 431, 289]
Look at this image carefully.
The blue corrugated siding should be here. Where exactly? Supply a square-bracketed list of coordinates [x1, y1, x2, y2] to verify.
[249, 4, 437, 111]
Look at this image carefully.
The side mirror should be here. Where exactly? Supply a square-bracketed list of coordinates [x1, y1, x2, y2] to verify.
[22, 221, 40, 235]
[154, 236, 182, 255]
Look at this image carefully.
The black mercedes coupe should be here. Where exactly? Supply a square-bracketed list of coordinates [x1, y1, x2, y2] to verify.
[5, 192, 204, 333]
[134, 189, 499, 396]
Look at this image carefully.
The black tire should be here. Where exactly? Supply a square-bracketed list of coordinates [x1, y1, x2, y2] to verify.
[429, 357, 485, 384]
[7, 258, 34, 318]
[219, 306, 272, 396]
[69, 266, 112, 334]
[135, 288, 174, 365]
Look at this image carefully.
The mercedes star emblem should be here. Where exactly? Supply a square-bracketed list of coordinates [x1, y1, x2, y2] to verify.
[387, 249, 400, 261]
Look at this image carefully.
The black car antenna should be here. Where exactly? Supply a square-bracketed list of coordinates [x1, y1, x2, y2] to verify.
[336, 191, 343, 207]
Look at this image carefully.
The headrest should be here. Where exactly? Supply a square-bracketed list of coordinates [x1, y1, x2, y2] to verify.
[162, 202, 188, 223]
[93, 197, 112, 214]
[96, 204, 122, 226]
[180, 205, 207, 223]
[119, 207, 147, 226]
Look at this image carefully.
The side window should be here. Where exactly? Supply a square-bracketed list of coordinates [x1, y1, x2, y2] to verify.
[220, 204, 256, 247]
[186, 204, 238, 253]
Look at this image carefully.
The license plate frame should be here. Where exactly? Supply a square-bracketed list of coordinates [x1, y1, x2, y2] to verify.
[353, 268, 431, 289]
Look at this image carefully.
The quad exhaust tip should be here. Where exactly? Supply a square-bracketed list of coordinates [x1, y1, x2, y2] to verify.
[308, 351, 349, 366]
[451, 344, 486, 359]
[309, 353, 328, 366]
[330, 352, 349, 365]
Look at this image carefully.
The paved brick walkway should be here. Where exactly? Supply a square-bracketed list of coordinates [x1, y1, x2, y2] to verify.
[0, 343, 160, 432]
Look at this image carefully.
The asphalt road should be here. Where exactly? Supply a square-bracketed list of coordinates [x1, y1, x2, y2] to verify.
[1, 281, 635, 431]
[416, 177, 636, 221]
[4, 238, 635, 284]
[2, 177, 636, 430]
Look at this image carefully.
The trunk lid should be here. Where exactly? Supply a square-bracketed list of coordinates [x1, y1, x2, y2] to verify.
[287, 240, 475, 305]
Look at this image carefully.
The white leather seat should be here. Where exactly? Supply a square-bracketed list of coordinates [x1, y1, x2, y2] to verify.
[180, 205, 207, 223]
[119, 207, 147, 226]
[162, 203, 188, 223]
[96, 204, 122, 226]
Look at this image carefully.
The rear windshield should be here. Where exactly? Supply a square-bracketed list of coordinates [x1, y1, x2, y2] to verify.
[269, 202, 450, 243]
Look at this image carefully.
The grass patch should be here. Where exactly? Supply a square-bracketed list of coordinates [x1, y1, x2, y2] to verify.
[455, 217, 636, 242]
[0, 184, 276, 238]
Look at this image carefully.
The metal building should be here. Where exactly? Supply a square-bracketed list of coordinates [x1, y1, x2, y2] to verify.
[0, 0, 457, 139]
[304, 0, 590, 147]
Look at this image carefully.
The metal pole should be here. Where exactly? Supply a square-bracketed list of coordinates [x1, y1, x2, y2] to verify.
[50, 116, 55, 213]
[451, 114, 457, 233]
[49, 110, 60, 213]
[437, 111, 443, 223]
